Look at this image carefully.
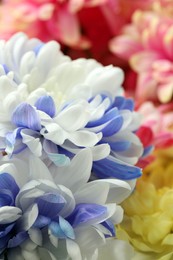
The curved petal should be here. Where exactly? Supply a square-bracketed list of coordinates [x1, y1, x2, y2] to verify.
[53, 149, 92, 191]
[49, 217, 75, 240]
[35, 95, 56, 118]
[0, 172, 19, 198]
[93, 156, 142, 180]
[21, 129, 42, 157]
[67, 131, 101, 147]
[11, 103, 41, 131]
[56, 101, 90, 131]
[43, 140, 70, 167]
[66, 239, 82, 260]
[0, 206, 22, 224]
[67, 203, 108, 228]
[8, 231, 28, 248]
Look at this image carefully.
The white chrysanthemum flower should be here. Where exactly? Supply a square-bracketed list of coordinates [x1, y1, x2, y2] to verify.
[0, 149, 132, 260]
[0, 32, 143, 182]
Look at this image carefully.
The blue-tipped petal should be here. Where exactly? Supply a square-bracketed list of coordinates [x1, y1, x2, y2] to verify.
[101, 116, 123, 137]
[49, 217, 75, 239]
[123, 99, 134, 111]
[5, 128, 27, 155]
[36, 193, 66, 218]
[93, 158, 142, 180]
[8, 231, 28, 248]
[105, 140, 131, 152]
[112, 96, 134, 111]
[87, 108, 119, 127]
[101, 220, 115, 237]
[6, 128, 23, 146]
[35, 95, 56, 118]
[12, 103, 41, 131]
[67, 203, 107, 228]
[0, 173, 19, 199]
[33, 215, 51, 229]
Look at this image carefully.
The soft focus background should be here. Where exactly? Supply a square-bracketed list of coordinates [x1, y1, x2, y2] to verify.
[1, 0, 173, 259]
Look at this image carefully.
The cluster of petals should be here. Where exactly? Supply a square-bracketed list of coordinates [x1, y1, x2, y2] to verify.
[137, 102, 173, 150]
[0, 32, 143, 181]
[0, 149, 134, 259]
[117, 152, 173, 260]
[0, 0, 152, 65]
[111, 10, 173, 103]
[0, 0, 98, 47]
[0, 32, 146, 259]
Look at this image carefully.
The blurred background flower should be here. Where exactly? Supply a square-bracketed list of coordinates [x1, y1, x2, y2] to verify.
[0, 0, 152, 66]
[117, 148, 173, 260]
[111, 8, 173, 104]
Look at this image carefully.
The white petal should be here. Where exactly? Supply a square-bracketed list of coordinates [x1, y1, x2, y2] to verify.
[0, 159, 28, 188]
[0, 76, 15, 98]
[53, 149, 92, 191]
[85, 66, 124, 97]
[21, 249, 40, 260]
[58, 185, 75, 218]
[28, 228, 42, 246]
[29, 155, 53, 181]
[21, 129, 42, 157]
[111, 205, 124, 225]
[20, 203, 39, 230]
[66, 239, 82, 260]
[48, 231, 59, 248]
[41, 123, 67, 145]
[0, 206, 21, 224]
[89, 96, 111, 121]
[21, 239, 38, 251]
[93, 179, 132, 204]
[74, 182, 110, 205]
[75, 227, 105, 258]
[55, 101, 91, 131]
[98, 238, 134, 260]
[20, 51, 36, 77]
[91, 144, 110, 161]
[67, 131, 102, 147]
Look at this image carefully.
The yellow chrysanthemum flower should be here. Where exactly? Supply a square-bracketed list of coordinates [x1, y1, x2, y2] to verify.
[117, 150, 173, 260]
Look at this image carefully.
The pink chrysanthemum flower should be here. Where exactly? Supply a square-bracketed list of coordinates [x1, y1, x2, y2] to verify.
[138, 102, 173, 149]
[0, 0, 152, 65]
[111, 10, 173, 103]
[134, 101, 173, 168]
[0, 0, 95, 48]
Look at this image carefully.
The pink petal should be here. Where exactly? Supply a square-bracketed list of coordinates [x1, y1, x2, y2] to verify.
[110, 36, 142, 60]
[157, 82, 173, 103]
[130, 51, 162, 72]
[136, 73, 157, 101]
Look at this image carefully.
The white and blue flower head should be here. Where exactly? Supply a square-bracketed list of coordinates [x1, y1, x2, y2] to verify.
[0, 149, 132, 260]
[0, 32, 143, 181]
